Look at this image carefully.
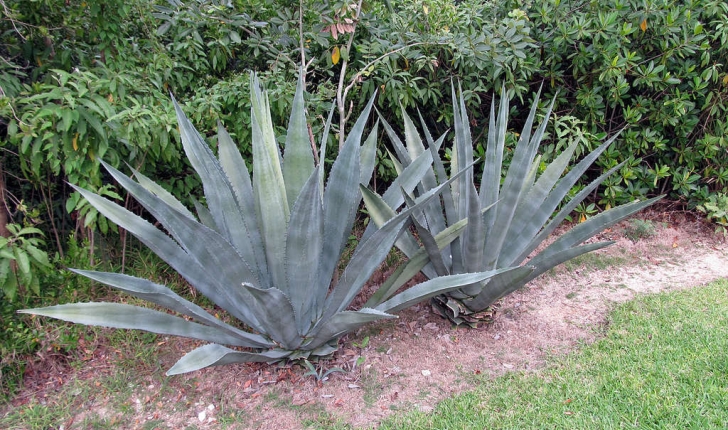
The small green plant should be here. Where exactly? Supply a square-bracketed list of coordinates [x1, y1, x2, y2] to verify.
[697, 193, 728, 236]
[623, 218, 658, 242]
[302, 359, 345, 383]
[572, 202, 598, 223]
[0, 223, 53, 301]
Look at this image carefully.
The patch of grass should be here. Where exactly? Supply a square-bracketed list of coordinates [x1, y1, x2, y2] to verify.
[563, 251, 629, 272]
[360, 367, 384, 407]
[381, 278, 728, 429]
[623, 218, 660, 242]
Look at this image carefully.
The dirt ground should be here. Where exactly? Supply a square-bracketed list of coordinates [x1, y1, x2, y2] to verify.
[7, 210, 728, 429]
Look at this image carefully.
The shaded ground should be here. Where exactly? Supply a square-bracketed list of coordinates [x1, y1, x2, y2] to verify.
[4, 211, 727, 429]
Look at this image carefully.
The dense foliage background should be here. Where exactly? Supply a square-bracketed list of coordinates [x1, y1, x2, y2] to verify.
[1, 0, 727, 397]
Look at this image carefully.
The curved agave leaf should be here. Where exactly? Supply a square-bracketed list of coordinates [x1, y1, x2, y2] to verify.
[305, 309, 395, 350]
[316, 94, 377, 310]
[251, 76, 289, 293]
[282, 72, 315, 208]
[131, 168, 196, 220]
[534, 197, 664, 261]
[68, 184, 263, 332]
[240, 283, 300, 349]
[19, 303, 255, 347]
[286, 170, 323, 335]
[465, 242, 613, 311]
[375, 268, 532, 314]
[217, 122, 269, 287]
[172, 97, 252, 261]
[503, 138, 624, 265]
[167, 344, 291, 376]
[70, 269, 272, 348]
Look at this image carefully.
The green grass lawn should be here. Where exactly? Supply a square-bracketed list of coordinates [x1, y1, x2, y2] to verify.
[381, 278, 728, 429]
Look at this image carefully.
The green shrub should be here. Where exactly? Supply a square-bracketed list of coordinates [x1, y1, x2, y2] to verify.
[520, 0, 728, 209]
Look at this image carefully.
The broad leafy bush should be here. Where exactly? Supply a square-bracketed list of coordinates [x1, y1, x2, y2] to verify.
[520, 0, 728, 209]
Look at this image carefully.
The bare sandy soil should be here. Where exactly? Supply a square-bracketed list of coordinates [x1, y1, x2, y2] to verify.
[7, 211, 728, 429]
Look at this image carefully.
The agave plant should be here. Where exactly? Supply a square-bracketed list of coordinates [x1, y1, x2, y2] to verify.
[365, 84, 663, 326]
[20, 74, 527, 374]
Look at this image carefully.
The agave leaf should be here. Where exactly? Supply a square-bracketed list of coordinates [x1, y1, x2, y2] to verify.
[320, 208, 410, 322]
[479, 97, 506, 220]
[19, 303, 255, 347]
[172, 98, 252, 258]
[509, 140, 579, 228]
[318, 103, 334, 195]
[535, 197, 664, 260]
[463, 182, 484, 273]
[217, 122, 270, 286]
[422, 129, 452, 267]
[360, 122, 379, 186]
[379, 151, 434, 220]
[399, 109, 448, 241]
[402, 105, 426, 161]
[191, 197, 216, 229]
[526, 241, 614, 283]
[166, 344, 291, 375]
[362, 184, 439, 279]
[317, 95, 376, 300]
[508, 160, 625, 264]
[459, 264, 539, 311]
[251, 77, 289, 293]
[387, 148, 404, 176]
[362, 201, 472, 308]
[375, 269, 530, 314]
[361, 151, 435, 264]
[283, 72, 315, 208]
[410, 215, 449, 276]
[429, 128, 460, 272]
[68, 184, 262, 331]
[465, 242, 613, 311]
[483, 95, 554, 270]
[99, 163, 260, 289]
[70, 269, 273, 348]
[131, 168, 196, 220]
[240, 283, 301, 349]
[379, 113, 411, 167]
[305, 309, 395, 350]
[451, 82, 472, 221]
[286, 170, 323, 335]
